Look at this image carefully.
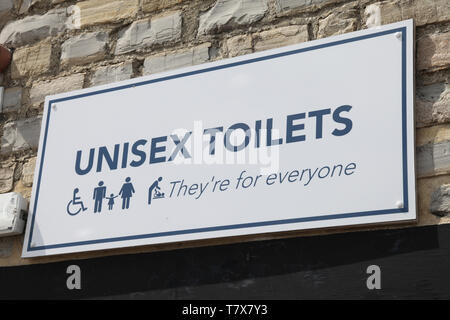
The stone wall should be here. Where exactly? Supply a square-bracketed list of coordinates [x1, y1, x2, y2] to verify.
[0, 0, 449, 266]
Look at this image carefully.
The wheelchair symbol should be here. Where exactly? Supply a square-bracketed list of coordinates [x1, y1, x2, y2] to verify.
[67, 188, 88, 216]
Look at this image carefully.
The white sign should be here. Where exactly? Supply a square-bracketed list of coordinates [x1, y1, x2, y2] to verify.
[23, 20, 416, 257]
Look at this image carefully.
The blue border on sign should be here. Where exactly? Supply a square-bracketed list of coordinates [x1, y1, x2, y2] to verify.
[27, 27, 409, 252]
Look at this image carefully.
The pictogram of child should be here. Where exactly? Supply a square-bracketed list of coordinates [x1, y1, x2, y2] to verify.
[105, 193, 119, 210]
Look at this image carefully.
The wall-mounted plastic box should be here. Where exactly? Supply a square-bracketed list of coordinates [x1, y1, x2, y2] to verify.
[0, 192, 28, 237]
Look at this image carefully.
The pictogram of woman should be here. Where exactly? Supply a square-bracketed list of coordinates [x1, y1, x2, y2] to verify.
[119, 177, 135, 210]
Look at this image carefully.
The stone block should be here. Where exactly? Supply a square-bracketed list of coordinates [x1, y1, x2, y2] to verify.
[416, 83, 450, 127]
[317, 3, 357, 38]
[1, 117, 42, 154]
[365, 0, 450, 28]
[430, 184, 450, 216]
[0, 8, 71, 47]
[417, 32, 450, 71]
[91, 61, 134, 86]
[115, 11, 182, 55]
[143, 43, 210, 75]
[225, 34, 253, 57]
[198, 0, 269, 35]
[417, 140, 450, 178]
[61, 31, 108, 66]
[2, 87, 22, 112]
[22, 157, 36, 187]
[29, 74, 85, 106]
[253, 25, 308, 52]
[71, 0, 139, 27]
[0, 165, 15, 194]
[10, 40, 52, 79]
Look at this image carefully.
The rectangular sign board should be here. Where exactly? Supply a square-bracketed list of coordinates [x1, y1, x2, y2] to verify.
[23, 20, 416, 257]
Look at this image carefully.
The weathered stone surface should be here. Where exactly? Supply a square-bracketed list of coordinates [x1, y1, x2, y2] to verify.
[91, 61, 133, 86]
[225, 25, 309, 56]
[0, 0, 13, 12]
[365, 0, 450, 28]
[2, 87, 22, 112]
[10, 40, 52, 79]
[18, 0, 40, 14]
[22, 157, 36, 187]
[0, 165, 15, 194]
[61, 31, 108, 66]
[30, 74, 85, 105]
[71, 0, 139, 27]
[417, 32, 450, 71]
[115, 11, 182, 55]
[0, 0, 13, 26]
[416, 83, 450, 127]
[0, 0, 13, 18]
[142, 0, 186, 13]
[198, 0, 269, 35]
[253, 25, 308, 52]
[364, 3, 381, 27]
[417, 140, 450, 177]
[430, 184, 450, 216]
[417, 175, 450, 225]
[0, 238, 14, 258]
[143, 43, 210, 75]
[1, 117, 42, 154]
[276, 0, 331, 12]
[0, 8, 71, 47]
[417, 124, 450, 147]
[318, 4, 357, 38]
[13, 180, 32, 200]
[225, 34, 253, 57]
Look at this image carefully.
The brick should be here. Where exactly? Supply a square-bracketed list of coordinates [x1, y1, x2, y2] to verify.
[225, 34, 253, 57]
[365, 0, 450, 28]
[1, 117, 42, 154]
[91, 61, 134, 86]
[30, 74, 85, 106]
[0, 165, 15, 194]
[416, 83, 450, 127]
[417, 32, 450, 71]
[253, 25, 308, 52]
[198, 0, 269, 35]
[2, 87, 22, 112]
[61, 31, 108, 66]
[417, 140, 450, 178]
[22, 157, 36, 187]
[318, 4, 357, 38]
[115, 11, 182, 55]
[142, 0, 186, 13]
[72, 0, 139, 27]
[0, 8, 71, 47]
[143, 43, 210, 75]
[430, 184, 450, 217]
[10, 40, 52, 79]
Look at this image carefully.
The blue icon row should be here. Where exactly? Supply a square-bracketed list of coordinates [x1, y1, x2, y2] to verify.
[67, 177, 163, 216]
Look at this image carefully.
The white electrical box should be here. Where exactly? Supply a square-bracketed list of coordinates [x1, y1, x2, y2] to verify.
[0, 192, 28, 237]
